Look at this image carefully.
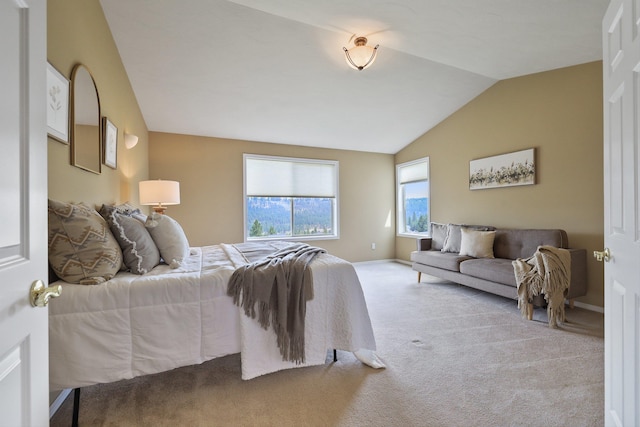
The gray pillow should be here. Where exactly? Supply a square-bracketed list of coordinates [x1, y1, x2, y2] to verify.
[100, 205, 160, 274]
[429, 222, 448, 251]
[145, 213, 190, 268]
[441, 224, 463, 253]
[48, 199, 122, 285]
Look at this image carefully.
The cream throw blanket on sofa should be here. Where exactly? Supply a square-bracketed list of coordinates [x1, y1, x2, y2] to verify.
[512, 245, 571, 328]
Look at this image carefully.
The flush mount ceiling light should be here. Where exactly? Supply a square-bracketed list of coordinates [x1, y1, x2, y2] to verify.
[343, 36, 379, 71]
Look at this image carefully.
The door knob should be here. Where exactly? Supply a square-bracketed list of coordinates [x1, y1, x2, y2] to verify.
[29, 279, 61, 307]
[593, 248, 611, 262]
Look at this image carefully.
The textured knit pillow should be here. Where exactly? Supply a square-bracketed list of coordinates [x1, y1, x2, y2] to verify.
[429, 222, 448, 251]
[441, 224, 463, 253]
[48, 199, 122, 285]
[145, 213, 190, 268]
[99, 205, 160, 274]
[459, 228, 496, 258]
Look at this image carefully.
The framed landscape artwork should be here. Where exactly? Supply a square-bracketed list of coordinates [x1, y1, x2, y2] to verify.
[46, 62, 70, 144]
[469, 148, 535, 190]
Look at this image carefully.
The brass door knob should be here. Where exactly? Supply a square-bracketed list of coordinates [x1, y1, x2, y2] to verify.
[29, 280, 61, 307]
[593, 248, 611, 262]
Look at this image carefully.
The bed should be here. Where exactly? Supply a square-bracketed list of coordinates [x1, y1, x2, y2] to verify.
[48, 236, 380, 390]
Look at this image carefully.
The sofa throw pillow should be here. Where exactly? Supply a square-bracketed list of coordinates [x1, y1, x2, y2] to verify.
[441, 224, 463, 253]
[430, 222, 448, 251]
[459, 228, 496, 258]
[145, 213, 190, 268]
[48, 199, 122, 285]
[99, 205, 160, 274]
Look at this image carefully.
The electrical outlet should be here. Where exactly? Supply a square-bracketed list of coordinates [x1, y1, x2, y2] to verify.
[371, 243, 376, 250]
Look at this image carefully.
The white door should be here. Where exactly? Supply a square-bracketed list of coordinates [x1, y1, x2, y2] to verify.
[0, 0, 50, 425]
[602, 0, 640, 425]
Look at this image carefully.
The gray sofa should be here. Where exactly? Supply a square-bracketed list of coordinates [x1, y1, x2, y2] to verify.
[410, 223, 587, 306]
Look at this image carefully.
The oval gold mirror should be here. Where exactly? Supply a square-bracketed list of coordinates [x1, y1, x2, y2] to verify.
[70, 64, 101, 174]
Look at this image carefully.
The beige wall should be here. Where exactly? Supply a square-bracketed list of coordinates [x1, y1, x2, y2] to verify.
[47, 1, 604, 306]
[395, 61, 604, 307]
[148, 132, 396, 263]
[47, 0, 148, 207]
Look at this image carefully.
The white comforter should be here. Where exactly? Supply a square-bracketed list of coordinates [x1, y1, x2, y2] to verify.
[48, 243, 377, 389]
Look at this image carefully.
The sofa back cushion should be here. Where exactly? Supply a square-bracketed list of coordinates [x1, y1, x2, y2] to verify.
[493, 229, 568, 260]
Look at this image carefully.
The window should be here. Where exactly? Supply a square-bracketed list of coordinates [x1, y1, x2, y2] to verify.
[396, 157, 429, 237]
[244, 154, 339, 241]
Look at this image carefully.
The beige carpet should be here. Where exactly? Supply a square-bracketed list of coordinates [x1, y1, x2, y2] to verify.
[50, 261, 604, 427]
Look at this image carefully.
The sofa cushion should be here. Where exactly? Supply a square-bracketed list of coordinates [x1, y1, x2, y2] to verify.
[459, 258, 517, 287]
[411, 250, 472, 272]
[493, 229, 568, 260]
[441, 224, 463, 253]
[441, 224, 495, 254]
[430, 222, 448, 251]
[459, 229, 496, 258]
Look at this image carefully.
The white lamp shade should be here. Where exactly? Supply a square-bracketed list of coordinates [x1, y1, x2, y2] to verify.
[344, 37, 379, 70]
[139, 180, 180, 206]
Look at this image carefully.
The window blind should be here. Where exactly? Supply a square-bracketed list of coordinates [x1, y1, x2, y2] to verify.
[398, 160, 428, 184]
[245, 156, 337, 197]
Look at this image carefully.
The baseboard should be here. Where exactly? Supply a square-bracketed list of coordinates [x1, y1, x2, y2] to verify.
[571, 300, 604, 313]
[50, 388, 72, 419]
[352, 259, 398, 266]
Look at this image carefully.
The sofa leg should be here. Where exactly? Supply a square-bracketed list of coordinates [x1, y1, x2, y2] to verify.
[417, 272, 421, 283]
[569, 299, 575, 309]
[527, 303, 534, 320]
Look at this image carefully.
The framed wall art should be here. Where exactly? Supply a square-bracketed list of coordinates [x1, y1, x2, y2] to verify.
[469, 148, 535, 190]
[46, 62, 70, 143]
[102, 117, 118, 169]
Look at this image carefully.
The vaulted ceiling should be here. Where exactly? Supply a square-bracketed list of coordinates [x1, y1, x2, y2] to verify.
[100, 0, 608, 154]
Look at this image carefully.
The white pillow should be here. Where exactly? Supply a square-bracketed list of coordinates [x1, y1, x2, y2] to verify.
[459, 228, 496, 258]
[145, 213, 190, 268]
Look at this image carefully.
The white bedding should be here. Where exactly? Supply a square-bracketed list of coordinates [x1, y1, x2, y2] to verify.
[48, 243, 377, 389]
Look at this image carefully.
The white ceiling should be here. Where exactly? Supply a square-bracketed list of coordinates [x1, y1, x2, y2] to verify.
[100, 0, 608, 154]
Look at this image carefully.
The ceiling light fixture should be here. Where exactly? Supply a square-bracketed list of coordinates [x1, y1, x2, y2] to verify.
[343, 36, 379, 71]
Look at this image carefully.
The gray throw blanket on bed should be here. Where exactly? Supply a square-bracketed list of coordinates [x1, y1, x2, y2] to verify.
[227, 243, 326, 364]
[512, 245, 571, 328]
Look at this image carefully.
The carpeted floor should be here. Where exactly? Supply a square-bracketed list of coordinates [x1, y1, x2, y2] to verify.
[50, 261, 604, 427]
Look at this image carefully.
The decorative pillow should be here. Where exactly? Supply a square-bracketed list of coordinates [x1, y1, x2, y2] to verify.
[145, 213, 190, 268]
[429, 222, 448, 251]
[441, 224, 463, 253]
[459, 228, 496, 258]
[48, 199, 122, 285]
[99, 205, 160, 274]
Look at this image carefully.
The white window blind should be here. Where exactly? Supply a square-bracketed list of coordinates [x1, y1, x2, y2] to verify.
[245, 156, 337, 197]
[398, 161, 428, 184]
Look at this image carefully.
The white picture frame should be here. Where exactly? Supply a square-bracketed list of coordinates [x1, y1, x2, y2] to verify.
[46, 62, 70, 144]
[102, 117, 118, 169]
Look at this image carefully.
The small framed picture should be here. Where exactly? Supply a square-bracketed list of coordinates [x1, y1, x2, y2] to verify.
[46, 62, 70, 144]
[102, 117, 118, 169]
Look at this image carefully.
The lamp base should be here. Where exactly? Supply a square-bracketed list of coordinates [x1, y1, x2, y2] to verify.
[152, 205, 167, 214]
